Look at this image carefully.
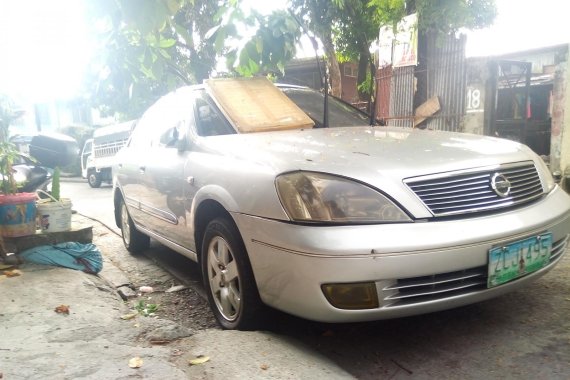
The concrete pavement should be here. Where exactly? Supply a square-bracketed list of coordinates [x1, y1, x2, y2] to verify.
[0, 215, 355, 380]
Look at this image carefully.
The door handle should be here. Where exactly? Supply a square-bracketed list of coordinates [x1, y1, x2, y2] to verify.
[139, 166, 146, 174]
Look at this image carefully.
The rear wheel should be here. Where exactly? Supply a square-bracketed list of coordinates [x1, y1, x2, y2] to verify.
[201, 217, 263, 330]
[120, 199, 149, 253]
[88, 171, 102, 188]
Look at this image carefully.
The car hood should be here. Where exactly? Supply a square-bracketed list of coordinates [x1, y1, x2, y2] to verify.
[198, 126, 538, 218]
[202, 126, 532, 179]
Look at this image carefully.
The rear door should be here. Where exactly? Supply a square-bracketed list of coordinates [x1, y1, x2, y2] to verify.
[135, 90, 195, 244]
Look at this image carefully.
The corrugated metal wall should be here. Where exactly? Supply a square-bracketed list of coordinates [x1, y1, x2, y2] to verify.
[424, 34, 467, 131]
[388, 66, 415, 127]
[376, 34, 467, 131]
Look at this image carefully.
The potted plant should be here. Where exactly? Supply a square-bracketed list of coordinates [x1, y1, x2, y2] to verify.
[0, 95, 37, 238]
[36, 165, 73, 233]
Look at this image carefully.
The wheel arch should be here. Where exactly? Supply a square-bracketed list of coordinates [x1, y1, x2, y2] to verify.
[193, 199, 234, 263]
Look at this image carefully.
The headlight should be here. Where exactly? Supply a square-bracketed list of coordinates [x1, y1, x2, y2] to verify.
[276, 172, 411, 223]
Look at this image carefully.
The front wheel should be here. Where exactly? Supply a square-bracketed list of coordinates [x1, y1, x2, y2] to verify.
[88, 171, 102, 188]
[201, 217, 263, 330]
[119, 199, 150, 254]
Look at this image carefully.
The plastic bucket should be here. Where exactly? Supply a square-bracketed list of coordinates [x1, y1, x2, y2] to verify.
[0, 193, 37, 237]
[36, 198, 72, 233]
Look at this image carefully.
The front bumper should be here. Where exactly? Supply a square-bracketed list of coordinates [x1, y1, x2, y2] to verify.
[232, 186, 570, 323]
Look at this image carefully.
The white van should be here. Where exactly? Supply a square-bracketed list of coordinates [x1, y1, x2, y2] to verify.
[81, 120, 135, 187]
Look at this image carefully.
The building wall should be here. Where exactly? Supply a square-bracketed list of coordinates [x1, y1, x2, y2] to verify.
[465, 44, 569, 173]
[339, 63, 359, 103]
[463, 58, 489, 135]
[557, 57, 570, 180]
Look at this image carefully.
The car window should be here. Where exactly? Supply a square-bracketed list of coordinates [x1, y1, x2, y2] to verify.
[195, 91, 236, 137]
[129, 91, 192, 148]
[281, 87, 370, 128]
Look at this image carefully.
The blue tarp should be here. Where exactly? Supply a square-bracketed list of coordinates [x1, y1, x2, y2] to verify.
[20, 242, 103, 274]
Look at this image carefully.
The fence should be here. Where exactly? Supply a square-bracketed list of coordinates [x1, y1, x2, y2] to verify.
[375, 34, 467, 131]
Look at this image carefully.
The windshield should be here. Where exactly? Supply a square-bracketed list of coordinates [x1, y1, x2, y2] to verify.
[281, 87, 370, 128]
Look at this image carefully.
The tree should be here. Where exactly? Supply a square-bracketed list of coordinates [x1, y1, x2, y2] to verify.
[86, 0, 497, 118]
[85, 0, 223, 119]
[289, 0, 342, 96]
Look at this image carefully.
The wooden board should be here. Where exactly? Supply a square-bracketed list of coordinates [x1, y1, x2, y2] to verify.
[205, 77, 314, 133]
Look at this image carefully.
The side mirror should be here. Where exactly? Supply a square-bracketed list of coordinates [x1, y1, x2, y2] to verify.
[177, 136, 189, 152]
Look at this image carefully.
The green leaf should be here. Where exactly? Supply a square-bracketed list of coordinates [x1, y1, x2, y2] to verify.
[143, 48, 152, 68]
[165, 0, 182, 13]
[158, 48, 171, 59]
[174, 24, 193, 46]
[255, 37, 263, 54]
[214, 27, 226, 53]
[205, 24, 221, 40]
[157, 38, 176, 48]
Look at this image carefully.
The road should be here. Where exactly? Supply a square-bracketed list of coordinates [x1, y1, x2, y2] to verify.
[63, 179, 570, 379]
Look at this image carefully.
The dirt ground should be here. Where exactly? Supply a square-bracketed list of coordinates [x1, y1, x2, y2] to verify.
[86, 219, 218, 332]
[89, 214, 570, 379]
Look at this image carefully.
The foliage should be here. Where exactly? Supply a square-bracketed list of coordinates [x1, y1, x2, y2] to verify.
[85, 0, 221, 119]
[86, 0, 497, 115]
[0, 95, 25, 195]
[357, 71, 373, 95]
[0, 142, 21, 195]
[208, 9, 301, 76]
[135, 300, 159, 316]
[51, 167, 61, 201]
[414, 0, 497, 35]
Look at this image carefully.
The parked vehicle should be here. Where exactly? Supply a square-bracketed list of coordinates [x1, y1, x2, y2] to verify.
[113, 78, 570, 330]
[81, 121, 135, 188]
[6, 133, 79, 193]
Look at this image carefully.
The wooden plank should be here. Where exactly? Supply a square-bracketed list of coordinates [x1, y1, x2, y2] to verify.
[1, 225, 93, 260]
[414, 96, 441, 128]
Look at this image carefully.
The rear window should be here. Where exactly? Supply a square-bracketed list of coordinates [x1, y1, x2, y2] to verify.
[281, 87, 370, 128]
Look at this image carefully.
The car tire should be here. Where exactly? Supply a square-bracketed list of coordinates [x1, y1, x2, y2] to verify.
[201, 217, 263, 330]
[120, 199, 150, 254]
[88, 171, 102, 188]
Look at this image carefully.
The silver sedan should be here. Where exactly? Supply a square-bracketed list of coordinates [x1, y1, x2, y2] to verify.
[113, 79, 570, 330]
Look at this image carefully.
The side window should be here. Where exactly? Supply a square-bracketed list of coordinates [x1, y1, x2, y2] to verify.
[129, 99, 165, 148]
[131, 90, 193, 149]
[195, 92, 235, 137]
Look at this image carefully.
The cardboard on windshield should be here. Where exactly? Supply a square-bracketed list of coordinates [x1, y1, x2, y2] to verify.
[204, 77, 314, 133]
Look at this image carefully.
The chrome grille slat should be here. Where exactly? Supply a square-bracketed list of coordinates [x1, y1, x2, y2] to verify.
[410, 174, 490, 189]
[431, 197, 514, 212]
[385, 270, 485, 291]
[427, 193, 501, 207]
[385, 279, 486, 301]
[405, 162, 544, 217]
[549, 235, 569, 262]
[412, 184, 490, 199]
[382, 236, 567, 308]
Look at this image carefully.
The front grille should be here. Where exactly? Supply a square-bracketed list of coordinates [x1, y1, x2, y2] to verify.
[550, 234, 569, 263]
[381, 236, 567, 308]
[405, 162, 544, 217]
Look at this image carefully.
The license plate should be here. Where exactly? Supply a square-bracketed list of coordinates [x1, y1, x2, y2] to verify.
[487, 233, 552, 288]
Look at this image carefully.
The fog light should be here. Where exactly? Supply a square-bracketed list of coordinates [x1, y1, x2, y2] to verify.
[321, 282, 379, 310]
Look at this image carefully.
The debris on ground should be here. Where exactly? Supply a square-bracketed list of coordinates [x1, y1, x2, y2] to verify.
[54, 304, 70, 315]
[165, 285, 187, 293]
[128, 357, 144, 368]
[120, 313, 138, 320]
[139, 286, 154, 293]
[189, 355, 210, 366]
[3, 269, 22, 277]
